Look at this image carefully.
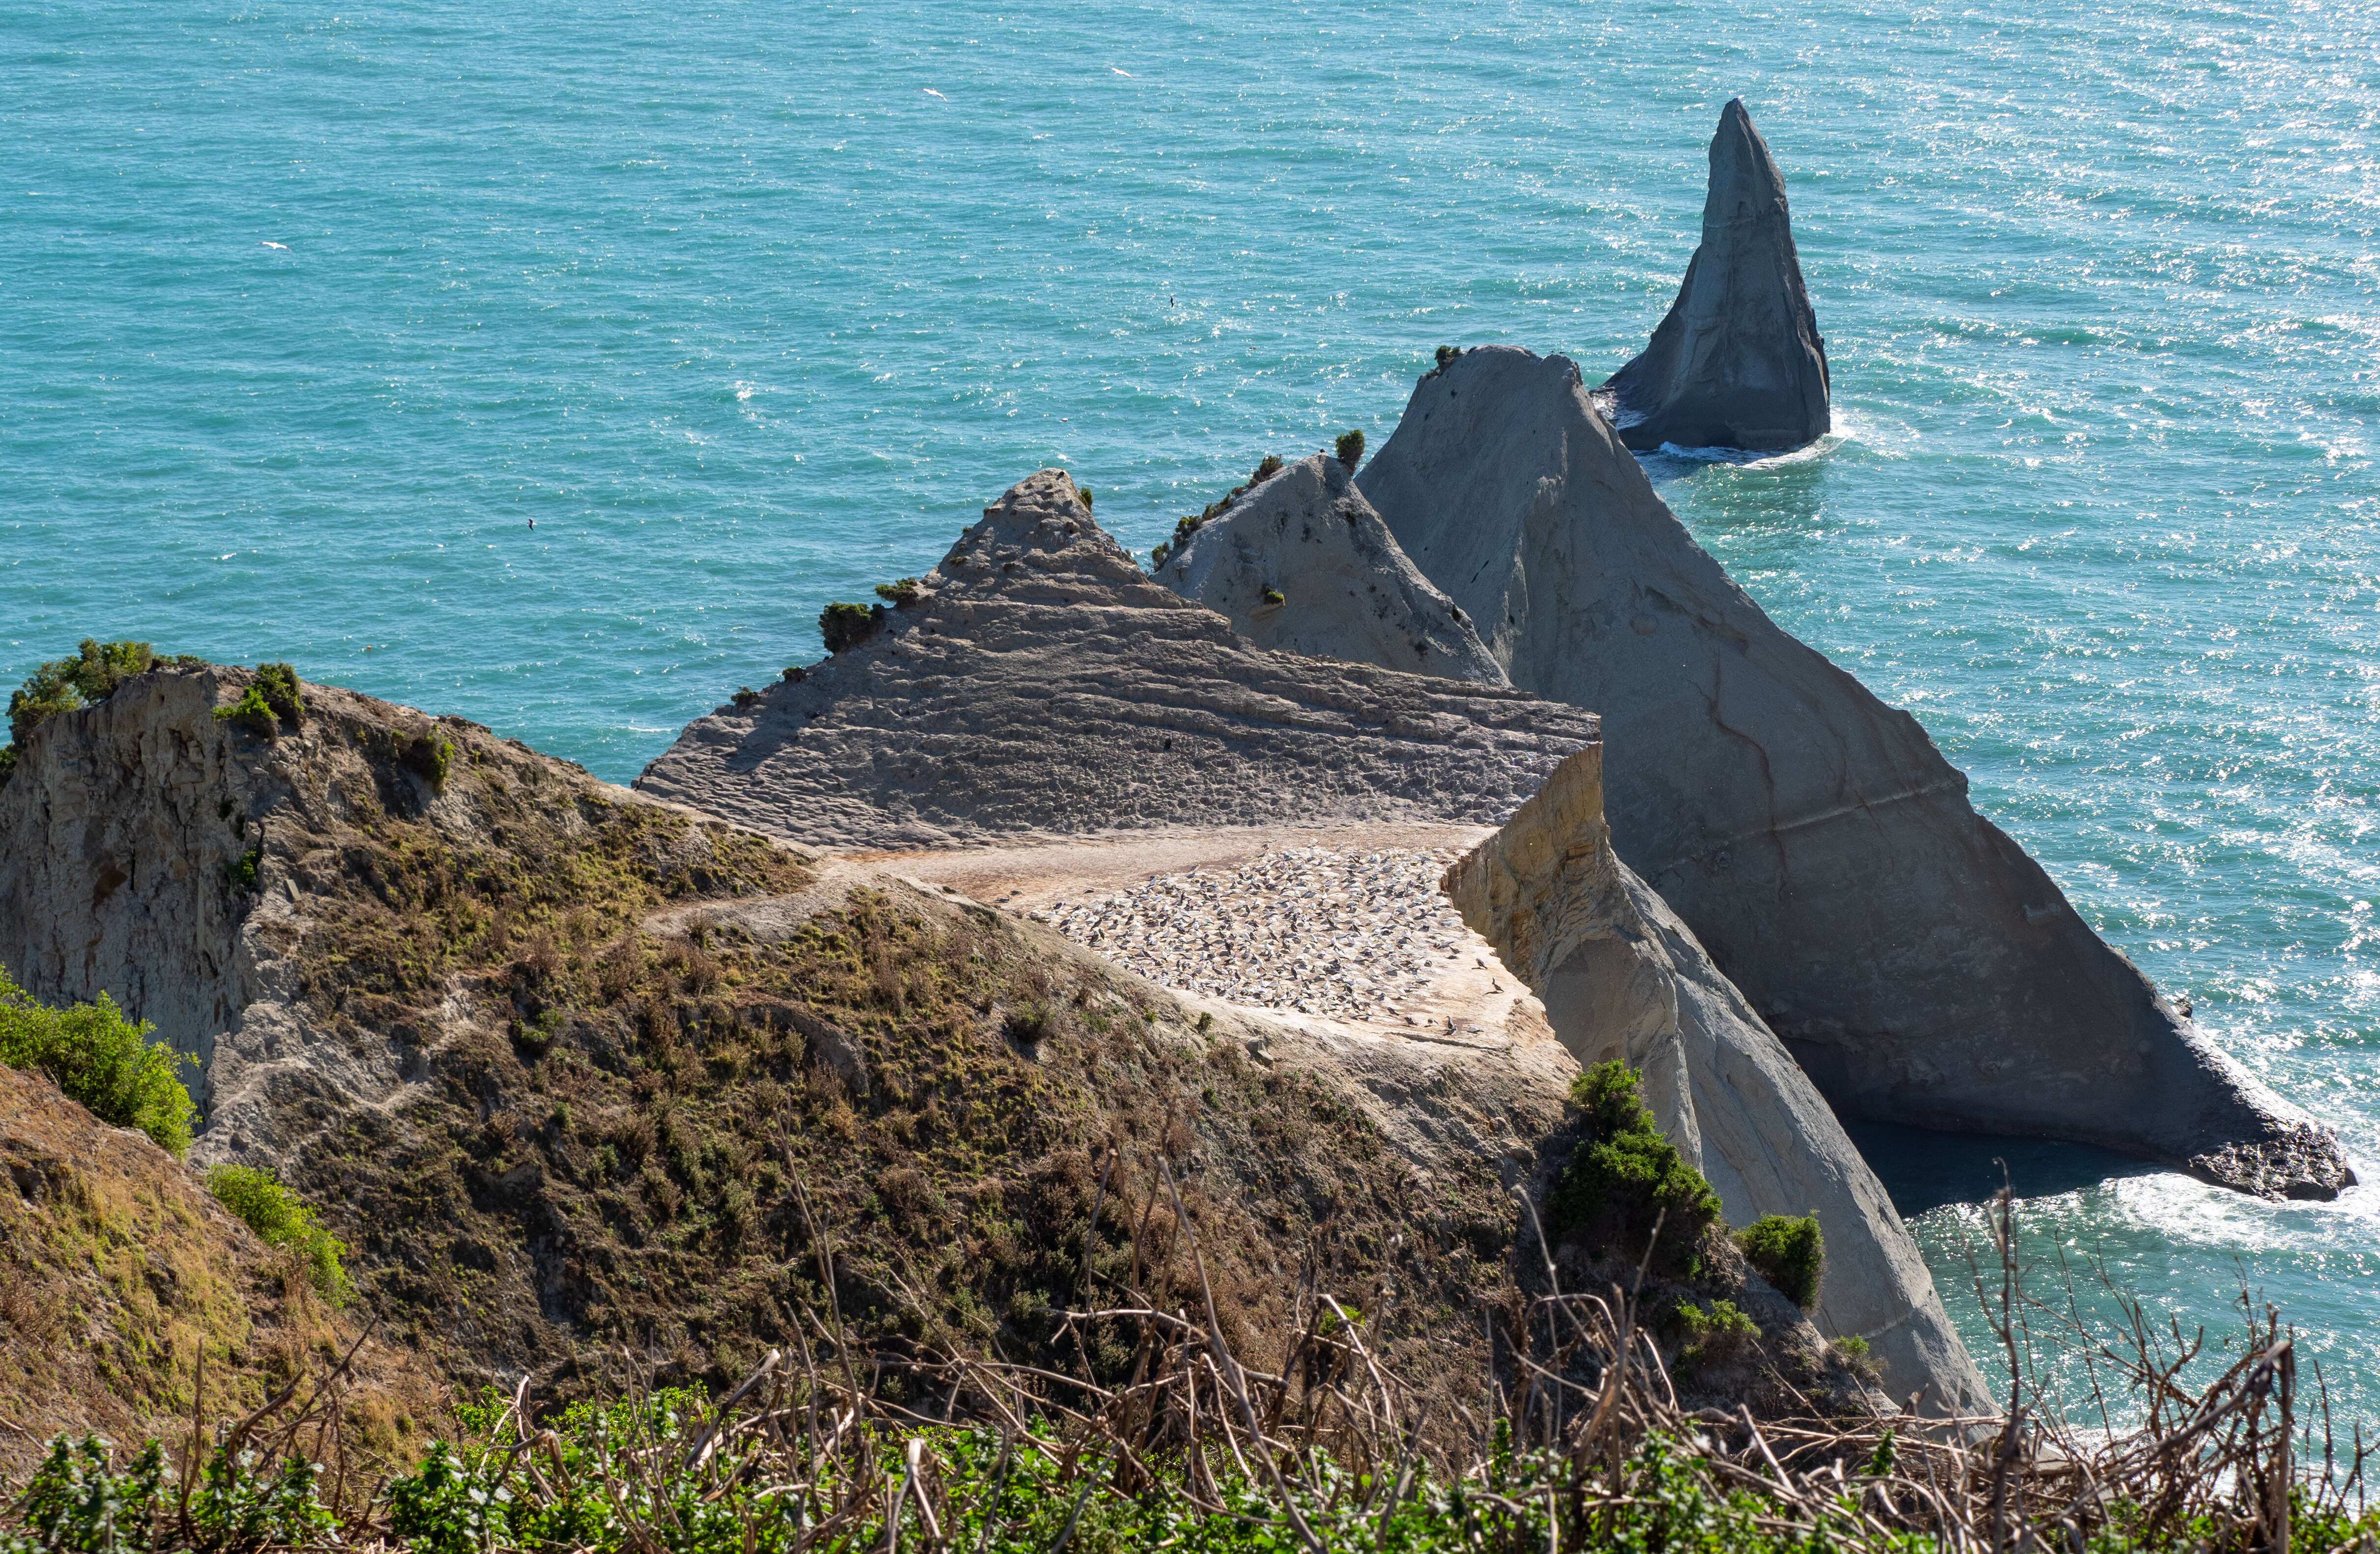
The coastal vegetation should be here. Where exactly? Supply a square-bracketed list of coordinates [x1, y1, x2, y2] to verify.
[213, 662, 307, 738]
[3, 1193, 2364, 1554]
[205, 1165, 352, 1304]
[819, 600, 885, 653]
[0, 968, 194, 1157]
[1335, 428, 1364, 469]
[1736, 1213, 1826, 1310]
[1546, 1061, 1722, 1280]
[0, 639, 199, 787]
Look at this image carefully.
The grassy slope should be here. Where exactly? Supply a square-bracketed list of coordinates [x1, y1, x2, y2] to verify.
[0, 1062, 441, 1477]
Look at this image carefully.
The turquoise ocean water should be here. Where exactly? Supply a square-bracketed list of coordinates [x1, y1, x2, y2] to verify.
[6, 0, 2378, 1420]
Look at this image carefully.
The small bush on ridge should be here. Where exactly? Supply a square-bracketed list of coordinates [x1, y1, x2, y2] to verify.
[819, 601, 886, 654]
[0, 966, 195, 1157]
[1547, 1061, 1721, 1277]
[1335, 428, 1365, 469]
[206, 1164, 352, 1304]
[400, 732, 453, 793]
[1735, 1212, 1825, 1308]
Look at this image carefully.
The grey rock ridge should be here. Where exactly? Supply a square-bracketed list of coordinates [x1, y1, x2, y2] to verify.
[638, 465, 1987, 1412]
[1360, 344, 2351, 1200]
[1445, 748, 1989, 1414]
[1157, 452, 1507, 685]
[637, 469, 1585, 850]
[1601, 99, 1830, 452]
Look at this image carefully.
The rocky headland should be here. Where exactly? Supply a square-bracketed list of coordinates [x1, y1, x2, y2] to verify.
[1358, 344, 2350, 1202]
[0, 101, 2353, 1463]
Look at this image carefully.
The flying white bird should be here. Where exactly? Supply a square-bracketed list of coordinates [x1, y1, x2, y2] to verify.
[1109, 66, 1132, 76]
[922, 87, 947, 100]
[258, 241, 288, 250]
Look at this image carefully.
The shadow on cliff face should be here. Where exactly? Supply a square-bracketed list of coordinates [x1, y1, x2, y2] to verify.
[1844, 1119, 2161, 1218]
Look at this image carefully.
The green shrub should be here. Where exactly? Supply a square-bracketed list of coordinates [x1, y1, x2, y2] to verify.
[213, 683, 279, 736]
[781, 665, 807, 683]
[1252, 454, 1284, 482]
[1335, 428, 1365, 469]
[2, 639, 160, 784]
[0, 967, 195, 1157]
[1076, 487, 1094, 508]
[873, 577, 923, 607]
[253, 661, 305, 726]
[1676, 1298, 1758, 1365]
[1735, 1213, 1824, 1309]
[820, 601, 886, 654]
[1546, 1061, 1721, 1277]
[228, 847, 262, 890]
[206, 1164, 352, 1304]
[402, 732, 453, 793]
[731, 687, 761, 709]
[1261, 587, 1286, 606]
[1435, 344, 1461, 370]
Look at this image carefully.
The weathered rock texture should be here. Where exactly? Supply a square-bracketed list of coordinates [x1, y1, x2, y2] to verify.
[1446, 749, 1989, 1413]
[638, 470, 1586, 849]
[1601, 99, 1831, 452]
[1360, 344, 2352, 1201]
[631, 467, 1980, 1413]
[1157, 453, 1506, 685]
[1, 660, 1845, 1419]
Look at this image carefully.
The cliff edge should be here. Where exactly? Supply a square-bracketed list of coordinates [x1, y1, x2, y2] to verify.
[1445, 749, 1989, 1414]
[1359, 344, 2350, 1201]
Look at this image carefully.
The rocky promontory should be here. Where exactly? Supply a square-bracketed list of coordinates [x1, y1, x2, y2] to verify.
[1358, 344, 2350, 1200]
[1601, 99, 1831, 453]
[638, 469, 1579, 850]
[0, 654, 1884, 1421]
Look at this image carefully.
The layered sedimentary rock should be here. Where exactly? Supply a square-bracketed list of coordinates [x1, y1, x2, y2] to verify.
[1360, 344, 2351, 1200]
[638, 470, 1583, 849]
[1601, 99, 1830, 452]
[634, 467, 1983, 1411]
[1156, 452, 1505, 685]
[1447, 749, 1989, 1413]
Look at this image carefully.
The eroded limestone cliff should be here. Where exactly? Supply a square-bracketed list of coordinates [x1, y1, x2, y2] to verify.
[1156, 452, 1505, 685]
[1359, 343, 2350, 1201]
[1445, 749, 1988, 1413]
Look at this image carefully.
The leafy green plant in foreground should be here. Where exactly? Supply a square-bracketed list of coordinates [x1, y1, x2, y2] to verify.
[0, 966, 194, 1156]
[205, 1164, 352, 1304]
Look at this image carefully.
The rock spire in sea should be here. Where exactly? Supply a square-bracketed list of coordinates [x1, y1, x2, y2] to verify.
[1602, 98, 1831, 453]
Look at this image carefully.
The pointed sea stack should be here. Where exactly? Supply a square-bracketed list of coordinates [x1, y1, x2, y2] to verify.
[1603, 99, 1830, 452]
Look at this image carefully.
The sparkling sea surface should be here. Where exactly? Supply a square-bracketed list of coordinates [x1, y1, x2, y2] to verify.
[6, 0, 2378, 1421]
